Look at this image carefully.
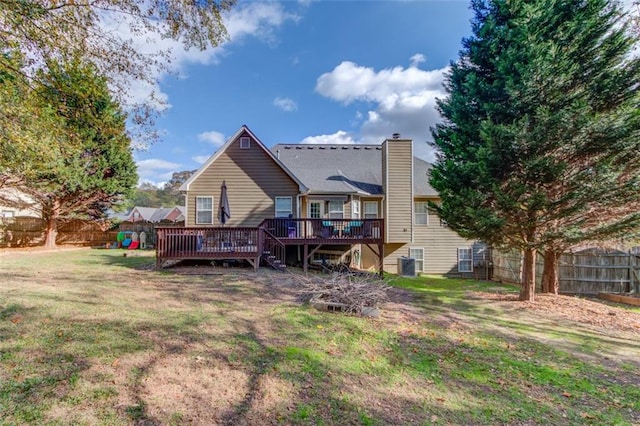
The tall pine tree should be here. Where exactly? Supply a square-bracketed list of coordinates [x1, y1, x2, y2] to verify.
[430, 0, 640, 301]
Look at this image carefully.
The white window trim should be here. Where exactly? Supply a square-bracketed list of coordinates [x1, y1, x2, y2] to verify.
[352, 200, 360, 219]
[458, 247, 473, 272]
[328, 201, 344, 219]
[308, 201, 323, 218]
[363, 201, 378, 219]
[275, 196, 293, 218]
[409, 247, 424, 272]
[240, 137, 251, 149]
[414, 201, 429, 225]
[195, 196, 214, 225]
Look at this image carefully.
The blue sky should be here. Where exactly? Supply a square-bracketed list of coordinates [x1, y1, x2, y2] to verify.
[133, 1, 475, 186]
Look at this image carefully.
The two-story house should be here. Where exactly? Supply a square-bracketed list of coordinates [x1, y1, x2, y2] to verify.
[164, 125, 481, 275]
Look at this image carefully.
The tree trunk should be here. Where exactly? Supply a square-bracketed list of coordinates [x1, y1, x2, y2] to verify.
[43, 200, 59, 248]
[541, 248, 560, 294]
[520, 247, 536, 302]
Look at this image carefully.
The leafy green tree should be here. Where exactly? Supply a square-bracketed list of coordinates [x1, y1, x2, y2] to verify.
[14, 60, 137, 247]
[430, 0, 640, 301]
[124, 170, 193, 208]
[0, 0, 233, 192]
[0, 0, 232, 109]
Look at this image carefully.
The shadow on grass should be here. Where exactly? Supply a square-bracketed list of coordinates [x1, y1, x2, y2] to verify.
[3, 257, 640, 425]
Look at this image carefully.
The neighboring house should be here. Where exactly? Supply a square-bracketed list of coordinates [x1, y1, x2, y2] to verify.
[178, 125, 483, 275]
[122, 206, 185, 223]
[0, 188, 40, 218]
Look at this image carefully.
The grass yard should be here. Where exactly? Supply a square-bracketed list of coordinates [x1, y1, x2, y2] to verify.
[0, 248, 639, 425]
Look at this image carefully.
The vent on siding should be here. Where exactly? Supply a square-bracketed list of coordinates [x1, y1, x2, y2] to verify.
[240, 137, 251, 149]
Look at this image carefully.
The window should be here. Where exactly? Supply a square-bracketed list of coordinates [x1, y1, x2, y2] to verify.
[240, 137, 251, 149]
[363, 201, 378, 219]
[308, 201, 322, 218]
[458, 248, 473, 272]
[352, 200, 360, 219]
[1, 210, 14, 218]
[275, 197, 292, 217]
[196, 196, 213, 224]
[328, 201, 344, 219]
[409, 248, 424, 272]
[414, 201, 429, 225]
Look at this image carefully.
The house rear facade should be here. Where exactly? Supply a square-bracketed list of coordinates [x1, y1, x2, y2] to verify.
[179, 125, 484, 275]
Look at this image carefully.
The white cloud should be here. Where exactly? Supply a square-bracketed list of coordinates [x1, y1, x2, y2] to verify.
[301, 130, 356, 145]
[273, 97, 298, 112]
[198, 130, 226, 147]
[192, 155, 210, 164]
[314, 58, 449, 161]
[410, 53, 426, 67]
[136, 158, 182, 186]
[104, 2, 299, 111]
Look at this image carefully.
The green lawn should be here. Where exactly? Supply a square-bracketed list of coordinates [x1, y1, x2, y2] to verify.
[0, 249, 638, 425]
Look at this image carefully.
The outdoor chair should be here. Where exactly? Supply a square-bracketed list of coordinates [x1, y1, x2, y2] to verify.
[347, 220, 363, 237]
[321, 221, 335, 238]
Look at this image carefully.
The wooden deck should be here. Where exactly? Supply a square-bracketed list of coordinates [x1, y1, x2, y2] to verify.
[155, 218, 384, 274]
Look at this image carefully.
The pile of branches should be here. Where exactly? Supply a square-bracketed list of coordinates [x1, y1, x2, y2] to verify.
[296, 272, 390, 314]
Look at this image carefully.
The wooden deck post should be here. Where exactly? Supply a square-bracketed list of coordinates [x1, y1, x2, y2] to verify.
[378, 242, 384, 278]
[303, 244, 308, 273]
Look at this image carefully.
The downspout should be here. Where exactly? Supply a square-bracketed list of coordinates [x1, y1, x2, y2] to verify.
[296, 193, 302, 263]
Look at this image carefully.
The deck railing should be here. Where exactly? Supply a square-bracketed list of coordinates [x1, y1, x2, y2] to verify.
[260, 218, 384, 242]
[156, 226, 262, 261]
[155, 219, 384, 269]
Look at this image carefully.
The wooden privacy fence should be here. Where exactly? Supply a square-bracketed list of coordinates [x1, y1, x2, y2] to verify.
[492, 249, 640, 295]
[0, 217, 118, 247]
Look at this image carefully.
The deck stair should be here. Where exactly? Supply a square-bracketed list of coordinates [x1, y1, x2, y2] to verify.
[261, 228, 287, 272]
[262, 250, 286, 272]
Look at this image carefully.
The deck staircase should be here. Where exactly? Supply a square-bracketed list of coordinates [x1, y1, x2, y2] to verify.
[261, 228, 287, 272]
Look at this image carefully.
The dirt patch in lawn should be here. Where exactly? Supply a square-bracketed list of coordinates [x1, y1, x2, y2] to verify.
[470, 291, 640, 334]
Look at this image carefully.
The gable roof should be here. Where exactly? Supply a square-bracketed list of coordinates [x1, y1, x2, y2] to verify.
[180, 125, 307, 192]
[130, 207, 157, 221]
[272, 144, 384, 195]
[121, 206, 185, 222]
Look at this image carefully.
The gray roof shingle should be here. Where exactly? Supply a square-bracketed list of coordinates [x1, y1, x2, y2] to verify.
[272, 144, 383, 195]
[271, 144, 438, 197]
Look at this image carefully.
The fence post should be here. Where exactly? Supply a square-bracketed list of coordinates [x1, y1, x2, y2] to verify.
[629, 250, 634, 294]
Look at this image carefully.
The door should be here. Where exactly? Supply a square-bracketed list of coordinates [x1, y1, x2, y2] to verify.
[307, 201, 324, 237]
[308, 201, 324, 218]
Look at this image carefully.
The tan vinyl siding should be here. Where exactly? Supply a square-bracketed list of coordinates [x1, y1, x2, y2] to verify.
[361, 243, 406, 274]
[382, 139, 413, 243]
[361, 197, 478, 275]
[186, 132, 299, 226]
[413, 197, 476, 274]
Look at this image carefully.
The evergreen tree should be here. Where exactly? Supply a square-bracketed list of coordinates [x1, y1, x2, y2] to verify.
[17, 60, 138, 247]
[430, 0, 640, 301]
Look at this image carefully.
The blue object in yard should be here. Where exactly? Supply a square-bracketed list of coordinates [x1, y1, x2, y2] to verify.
[122, 238, 132, 247]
